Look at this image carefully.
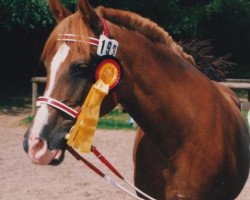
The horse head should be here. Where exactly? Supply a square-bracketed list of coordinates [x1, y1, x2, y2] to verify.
[23, 0, 117, 165]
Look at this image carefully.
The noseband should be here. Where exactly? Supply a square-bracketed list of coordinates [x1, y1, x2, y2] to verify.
[36, 96, 79, 118]
[36, 91, 119, 119]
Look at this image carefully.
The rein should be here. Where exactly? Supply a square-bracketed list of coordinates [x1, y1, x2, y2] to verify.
[68, 146, 156, 200]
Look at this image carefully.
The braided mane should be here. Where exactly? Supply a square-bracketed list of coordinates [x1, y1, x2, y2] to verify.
[97, 6, 195, 66]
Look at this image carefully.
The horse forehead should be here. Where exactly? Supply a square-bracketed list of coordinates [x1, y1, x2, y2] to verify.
[45, 43, 70, 96]
[51, 43, 70, 66]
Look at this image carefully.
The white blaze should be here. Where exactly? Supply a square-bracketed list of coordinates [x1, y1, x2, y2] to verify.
[29, 43, 70, 139]
[45, 43, 70, 96]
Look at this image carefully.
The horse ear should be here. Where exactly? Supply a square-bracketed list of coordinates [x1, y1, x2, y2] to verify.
[49, 0, 72, 23]
[78, 0, 103, 35]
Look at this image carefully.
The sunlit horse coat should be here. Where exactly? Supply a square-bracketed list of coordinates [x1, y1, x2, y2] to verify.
[23, 1, 250, 199]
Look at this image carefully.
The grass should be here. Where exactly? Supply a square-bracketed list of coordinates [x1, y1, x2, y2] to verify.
[21, 114, 33, 126]
[97, 109, 135, 130]
[242, 110, 249, 124]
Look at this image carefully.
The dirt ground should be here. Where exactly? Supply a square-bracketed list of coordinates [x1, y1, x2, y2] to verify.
[0, 113, 249, 200]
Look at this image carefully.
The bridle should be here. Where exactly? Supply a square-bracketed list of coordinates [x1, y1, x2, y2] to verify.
[36, 17, 156, 200]
[37, 18, 118, 118]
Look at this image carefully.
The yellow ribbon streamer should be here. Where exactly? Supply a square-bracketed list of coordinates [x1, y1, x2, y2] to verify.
[67, 80, 109, 153]
[67, 60, 120, 153]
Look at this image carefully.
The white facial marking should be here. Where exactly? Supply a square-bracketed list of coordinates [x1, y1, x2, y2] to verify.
[30, 43, 70, 139]
[29, 104, 49, 139]
[45, 42, 70, 96]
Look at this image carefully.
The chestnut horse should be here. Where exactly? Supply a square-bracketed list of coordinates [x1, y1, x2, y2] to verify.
[23, 0, 250, 199]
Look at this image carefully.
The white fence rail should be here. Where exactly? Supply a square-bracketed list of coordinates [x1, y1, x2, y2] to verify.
[31, 77, 47, 114]
[31, 77, 250, 114]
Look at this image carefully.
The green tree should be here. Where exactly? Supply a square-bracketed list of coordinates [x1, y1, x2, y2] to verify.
[0, 0, 250, 96]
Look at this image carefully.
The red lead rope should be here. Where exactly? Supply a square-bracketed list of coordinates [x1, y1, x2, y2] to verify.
[67, 145, 124, 180]
[91, 145, 124, 179]
[67, 146, 105, 177]
[67, 146, 157, 200]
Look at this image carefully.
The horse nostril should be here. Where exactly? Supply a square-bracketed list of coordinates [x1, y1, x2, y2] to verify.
[34, 138, 43, 149]
[28, 137, 48, 158]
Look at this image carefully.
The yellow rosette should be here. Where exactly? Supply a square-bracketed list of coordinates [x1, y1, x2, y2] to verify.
[67, 57, 121, 153]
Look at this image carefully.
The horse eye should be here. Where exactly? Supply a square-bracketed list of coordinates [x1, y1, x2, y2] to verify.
[70, 63, 89, 76]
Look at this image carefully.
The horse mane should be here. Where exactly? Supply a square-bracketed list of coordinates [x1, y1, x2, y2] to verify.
[41, 12, 92, 62]
[97, 6, 195, 66]
[42, 6, 195, 66]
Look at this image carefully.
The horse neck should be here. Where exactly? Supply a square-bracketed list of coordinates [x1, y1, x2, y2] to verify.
[110, 24, 201, 156]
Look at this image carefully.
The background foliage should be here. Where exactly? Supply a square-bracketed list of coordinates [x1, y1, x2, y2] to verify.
[0, 0, 250, 96]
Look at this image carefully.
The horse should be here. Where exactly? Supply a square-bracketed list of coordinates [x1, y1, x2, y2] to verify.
[23, 0, 250, 199]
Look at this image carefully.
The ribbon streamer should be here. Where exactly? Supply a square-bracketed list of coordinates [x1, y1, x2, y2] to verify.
[67, 79, 109, 153]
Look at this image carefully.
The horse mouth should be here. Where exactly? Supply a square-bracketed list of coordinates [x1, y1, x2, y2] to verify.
[29, 149, 64, 166]
[27, 137, 66, 166]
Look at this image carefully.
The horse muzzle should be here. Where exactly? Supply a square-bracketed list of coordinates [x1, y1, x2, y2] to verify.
[28, 137, 63, 165]
[23, 101, 74, 165]
[23, 129, 67, 166]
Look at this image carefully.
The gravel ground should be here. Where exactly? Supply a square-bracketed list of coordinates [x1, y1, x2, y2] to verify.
[0, 113, 249, 200]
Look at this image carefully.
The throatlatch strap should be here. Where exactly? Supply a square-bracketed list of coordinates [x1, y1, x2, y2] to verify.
[100, 17, 110, 37]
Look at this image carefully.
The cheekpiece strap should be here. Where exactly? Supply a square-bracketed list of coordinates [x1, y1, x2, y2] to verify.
[100, 17, 110, 37]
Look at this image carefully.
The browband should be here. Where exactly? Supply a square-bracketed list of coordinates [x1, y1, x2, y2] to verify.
[57, 17, 109, 46]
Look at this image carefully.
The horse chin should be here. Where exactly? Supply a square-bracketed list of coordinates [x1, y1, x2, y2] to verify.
[47, 135, 68, 166]
[49, 150, 65, 166]
[28, 138, 66, 166]
[28, 145, 66, 166]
